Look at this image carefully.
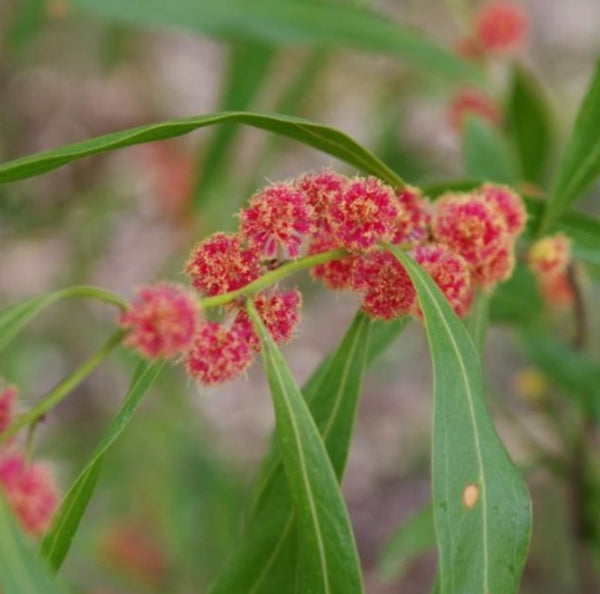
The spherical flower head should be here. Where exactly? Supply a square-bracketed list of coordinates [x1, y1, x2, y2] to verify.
[329, 176, 400, 252]
[353, 251, 416, 320]
[538, 271, 575, 311]
[296, 169, 348, 232]
[308, 232, 357, 290]
[233, 289, 302, 352]
[0, 451, 60, 536]
[447, 88, 501, 131]
[478, 183, 526, 237]
[120, 283, 199, 360]
[392, 186, 432, 245]
[528, 233, 572, 277]
[432, 192, 511, 288]
[185, 322, 253, 387]
[240, 183, 313, 258]
[413, 243, 473, 317]
[475, 1, 528, 53]
[0, 383, 17, 435]
[186, 232, 263, 297]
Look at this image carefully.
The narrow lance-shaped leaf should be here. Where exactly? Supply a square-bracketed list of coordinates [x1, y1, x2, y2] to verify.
[210, 311, 376, 594]
[245, 303, 364, 594]
[543, 58, 600, 231]
[377, 502, 435, 582]
[0, 492, 65, 594]
[388, 246, 532, 594]
[0, 111, 403, 188]
[41, 360, 165, 571]
[73, 0, 479, 81]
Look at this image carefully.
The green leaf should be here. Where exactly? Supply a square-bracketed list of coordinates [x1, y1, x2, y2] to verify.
[543, 59, 600, 230]
[0, 111, 403, 188]
[72, 0, 478, 81]
[194, 42, 275, 218]
[0, 286, 126, 353]
[507, 65, 553, 185]
[212, 309, 370, 594]
[40, 360, 164, 571]
[0, 493, 65, 594]
[377, 503, 435, 582]
[489, 264, 543, 325]
[463, 116, 519, 184]
[388, 246, 532, 594]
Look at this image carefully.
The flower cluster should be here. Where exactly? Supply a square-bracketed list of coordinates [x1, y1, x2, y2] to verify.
[456, 1, 528, 59]
[0, 380, 60, 537]
[527, 233, 575, 310]
[119, 169, 526, 386]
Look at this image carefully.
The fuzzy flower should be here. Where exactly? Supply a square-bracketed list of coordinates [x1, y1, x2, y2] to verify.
[538, 271, 575, 311]
[432, 192, 512, 288]
[233, 289, 302, 351]
[447, 88, 501, 131]
[240, 183, 313, 258]
[185, 322, 253, 386]
[120, 283, 199, 360]
[186, 232, 263, 297]
[528, 233, 571, 277]
[353, 251, 416, 320]
[475, 1, 528, 53]
[329, 176, 400, 252]
[0, 383, 17, 435]
[0, 451, 60, 536]
[413, 243, 473, 317]
[296, 169, 348, 232]
[308, 233, 357, 290]
[392, 186, 432, 245]
[478, 183, 526, 237]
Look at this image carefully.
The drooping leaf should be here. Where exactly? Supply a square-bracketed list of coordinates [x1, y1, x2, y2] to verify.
[507, 64, 553, 185]
[0, 286, 126, 353]
[388, 246, 532, 594]
[0, 493, 65, 594]
[463, 116, 519, 184]
[72, 0, 478, 81]
[41, 360, 165, 571]
[543, 59, 600, 230]
[0, 111, 403, 188]
[377, 502, 435, 582]
[194, 42, 275, 218]
[211, 310, 370, 594]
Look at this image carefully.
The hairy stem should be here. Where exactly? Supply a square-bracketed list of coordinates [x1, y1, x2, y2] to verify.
[0, 330, 126, 444]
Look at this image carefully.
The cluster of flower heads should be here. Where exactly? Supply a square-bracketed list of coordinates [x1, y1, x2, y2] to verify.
[527, 233, 575, 310]
[120, 170, 526, 387]
[0, 379, 60, 536]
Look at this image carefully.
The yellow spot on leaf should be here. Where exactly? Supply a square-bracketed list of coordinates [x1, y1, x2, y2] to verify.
[462, 483, 479, 509]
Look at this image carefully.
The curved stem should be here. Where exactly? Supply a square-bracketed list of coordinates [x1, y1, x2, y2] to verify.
[54, 286, 128, 310]
[198, 248, 348, 309]
[0, 330, 126, 444]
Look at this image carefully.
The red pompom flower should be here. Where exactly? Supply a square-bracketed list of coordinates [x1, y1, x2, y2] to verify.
[475, 1, 528, 53]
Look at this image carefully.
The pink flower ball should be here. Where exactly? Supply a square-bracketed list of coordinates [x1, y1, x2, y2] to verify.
[478, 183, 526, 237]
[186, 232, 263, 297]
[120, 283, 199, 360]
[308, 232, 358, 290]
[185, 322, 253, 386]
[240, 183, 313, 258]
[328, 176, 400, 252]
[528, 233, 571, 277]
[0, 451, 60, 536]
[392, 186, 432, 245]
[296, 169, 348, 232]
[475, 1, 528, 53]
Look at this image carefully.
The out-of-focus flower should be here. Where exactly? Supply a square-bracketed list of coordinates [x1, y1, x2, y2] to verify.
[513, 367, 547, 403]
[186, 233, 263, 297]
[240, 183, 314, 258]
[99, 520, 169, 587]
[528, 233, 571, 277]
[474, 1, 528, 54]
[233, 289, 302, 351]
[0, 383, 17, 435]
[119, 284, 199, 360]
[538, 271, 576, 311]
[413, 243, 473, 317]
[447, 88, 502, 131]
[185, 322, 253, 386]
[0, 451, 59, 536]
[328, 177, 400, 252]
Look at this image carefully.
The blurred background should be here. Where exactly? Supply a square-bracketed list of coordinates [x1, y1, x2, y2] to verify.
[1, 1, 600, 592]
